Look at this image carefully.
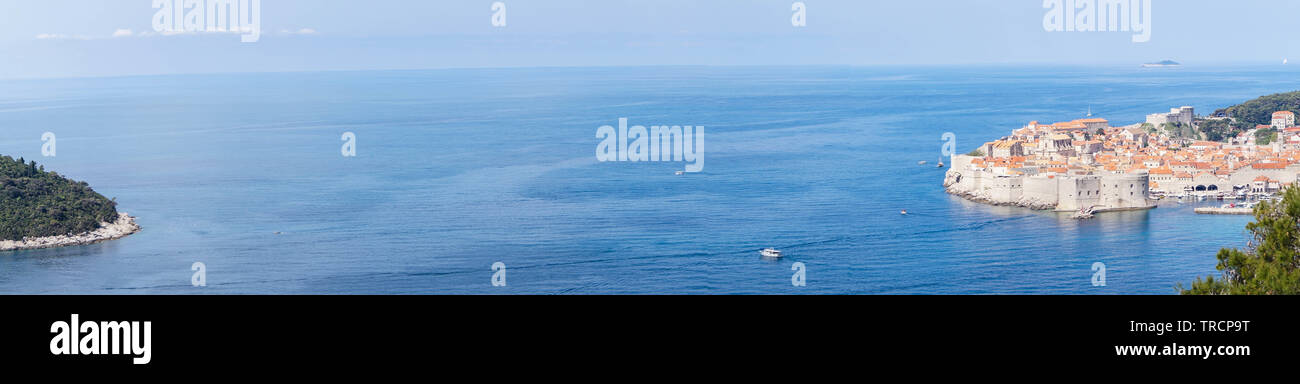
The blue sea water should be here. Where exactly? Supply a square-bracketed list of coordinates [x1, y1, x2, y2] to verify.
[1, 65, 1296, 294]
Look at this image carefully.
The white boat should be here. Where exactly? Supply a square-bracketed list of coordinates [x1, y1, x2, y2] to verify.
[760, 248, 783, 258]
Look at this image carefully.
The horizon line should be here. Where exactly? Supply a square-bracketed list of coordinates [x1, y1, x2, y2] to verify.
[4, 61, 1299, 82]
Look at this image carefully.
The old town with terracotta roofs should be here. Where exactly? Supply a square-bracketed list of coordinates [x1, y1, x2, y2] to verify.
[944, 105, 1300, 213]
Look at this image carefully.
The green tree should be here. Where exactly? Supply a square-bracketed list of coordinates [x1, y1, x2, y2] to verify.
[1256, 128, 1278, 145]
[1216, 90, 1300, 126]
[1197, 118, 1242, 142]
[1181, 187, 1300, 294]
[1160, 122, 1197, 139]
[0, 155, 119, 241]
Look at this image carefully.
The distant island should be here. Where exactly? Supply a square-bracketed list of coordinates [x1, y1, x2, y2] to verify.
[1142, 60, 1181, 68]
[0, 155, 139, 251]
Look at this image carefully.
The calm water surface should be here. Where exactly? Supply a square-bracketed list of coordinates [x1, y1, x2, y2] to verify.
[1, 65, 1292, 294]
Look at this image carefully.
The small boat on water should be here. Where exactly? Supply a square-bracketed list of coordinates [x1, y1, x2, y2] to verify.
[900, 210, 909, 215]
[760, 248, 783, 258]
[918, 161, 927, 165]
[675, 171, 685, 175]
[937, 159, 945, 168]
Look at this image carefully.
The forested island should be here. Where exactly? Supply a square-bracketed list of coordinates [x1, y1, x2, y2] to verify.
[0, 155, 139, 251]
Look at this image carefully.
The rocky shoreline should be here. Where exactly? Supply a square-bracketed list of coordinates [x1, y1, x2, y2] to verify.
[1194, 207, 1254, 215]
[944, 185, 1058, 210]
[0, 213, 141, 252]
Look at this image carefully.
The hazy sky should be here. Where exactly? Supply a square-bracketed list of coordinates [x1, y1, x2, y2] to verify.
[2, 0, 1299, 79]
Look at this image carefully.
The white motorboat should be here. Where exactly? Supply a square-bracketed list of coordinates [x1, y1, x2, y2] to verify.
[760, 248, 783, 258]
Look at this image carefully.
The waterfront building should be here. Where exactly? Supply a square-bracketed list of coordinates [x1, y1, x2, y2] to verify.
[947, 107, 1300, 211]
